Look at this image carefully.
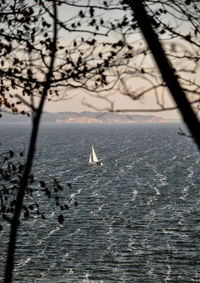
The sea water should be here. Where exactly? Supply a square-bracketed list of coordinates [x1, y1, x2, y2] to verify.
[0, 123, 199, 282]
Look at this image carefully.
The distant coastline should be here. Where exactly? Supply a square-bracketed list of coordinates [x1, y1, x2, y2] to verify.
[54, 112, 167, 124]
[0, 111, 175, 124]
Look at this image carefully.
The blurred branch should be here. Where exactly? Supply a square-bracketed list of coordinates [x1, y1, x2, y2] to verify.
[128, 0, 200, 150]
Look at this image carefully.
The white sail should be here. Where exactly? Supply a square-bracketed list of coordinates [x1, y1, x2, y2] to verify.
[89, 145, 102, 165]
[92, 145, 99, 162]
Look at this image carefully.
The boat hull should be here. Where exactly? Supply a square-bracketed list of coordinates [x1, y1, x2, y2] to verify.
[89, 161, 103, 166]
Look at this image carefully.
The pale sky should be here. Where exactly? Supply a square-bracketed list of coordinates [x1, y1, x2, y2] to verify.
[43, 1, 194, 121]
[44, 88, 181, 120]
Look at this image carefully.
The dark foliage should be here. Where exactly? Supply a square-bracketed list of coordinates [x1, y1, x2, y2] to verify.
[0, 149, 76, 230]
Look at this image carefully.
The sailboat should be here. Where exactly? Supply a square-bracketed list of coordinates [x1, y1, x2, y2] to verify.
[89, 145, 103, 165]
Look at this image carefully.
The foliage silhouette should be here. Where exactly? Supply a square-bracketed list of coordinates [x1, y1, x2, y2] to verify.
[0, 0, 200, 282]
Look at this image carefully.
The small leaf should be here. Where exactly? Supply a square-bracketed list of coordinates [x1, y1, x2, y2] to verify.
[9, 150, 14, 158]
[41, 213, 46, 220]
[103, 1, 108, 7]
[40, 181, 46, 188]
[24, 210, 29, 219]
[79, 10, 84, 18]
[12, 164, 16, 171]
[185, 0, 191, 5]
[89, 7, 94, 17]
[58, 214, 64, 224]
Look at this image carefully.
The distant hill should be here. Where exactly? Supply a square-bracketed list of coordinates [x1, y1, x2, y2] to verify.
[53, 111, 167, 123]
[0, 111, 167, 124]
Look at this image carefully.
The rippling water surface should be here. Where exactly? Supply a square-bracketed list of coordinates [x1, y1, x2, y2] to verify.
[0, 123, 200, 282]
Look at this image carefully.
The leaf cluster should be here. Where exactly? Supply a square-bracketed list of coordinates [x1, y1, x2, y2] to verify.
[0, 148, 77, 231]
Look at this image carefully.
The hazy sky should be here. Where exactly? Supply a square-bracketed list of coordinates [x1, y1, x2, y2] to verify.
[43, 2, 186, 121]
[44, 88, 181, 120]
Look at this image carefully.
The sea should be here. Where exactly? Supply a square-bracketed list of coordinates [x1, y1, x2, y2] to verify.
[0, 122, 200, 282]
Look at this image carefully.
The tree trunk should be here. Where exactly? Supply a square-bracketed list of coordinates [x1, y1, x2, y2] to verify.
[4, 2, 57, 282]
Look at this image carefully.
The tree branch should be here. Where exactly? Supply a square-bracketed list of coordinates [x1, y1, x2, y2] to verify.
[4, 1, 58, 282]
[128, 0, 200, 150]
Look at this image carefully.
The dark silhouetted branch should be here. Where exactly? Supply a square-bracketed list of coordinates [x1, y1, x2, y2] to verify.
[128, 0, 200, 150]
[4, 2, 57, 282]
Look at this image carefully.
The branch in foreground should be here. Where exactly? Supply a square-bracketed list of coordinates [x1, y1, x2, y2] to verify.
[4, 2, 58, 282]
[128, 0, 200, 150]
